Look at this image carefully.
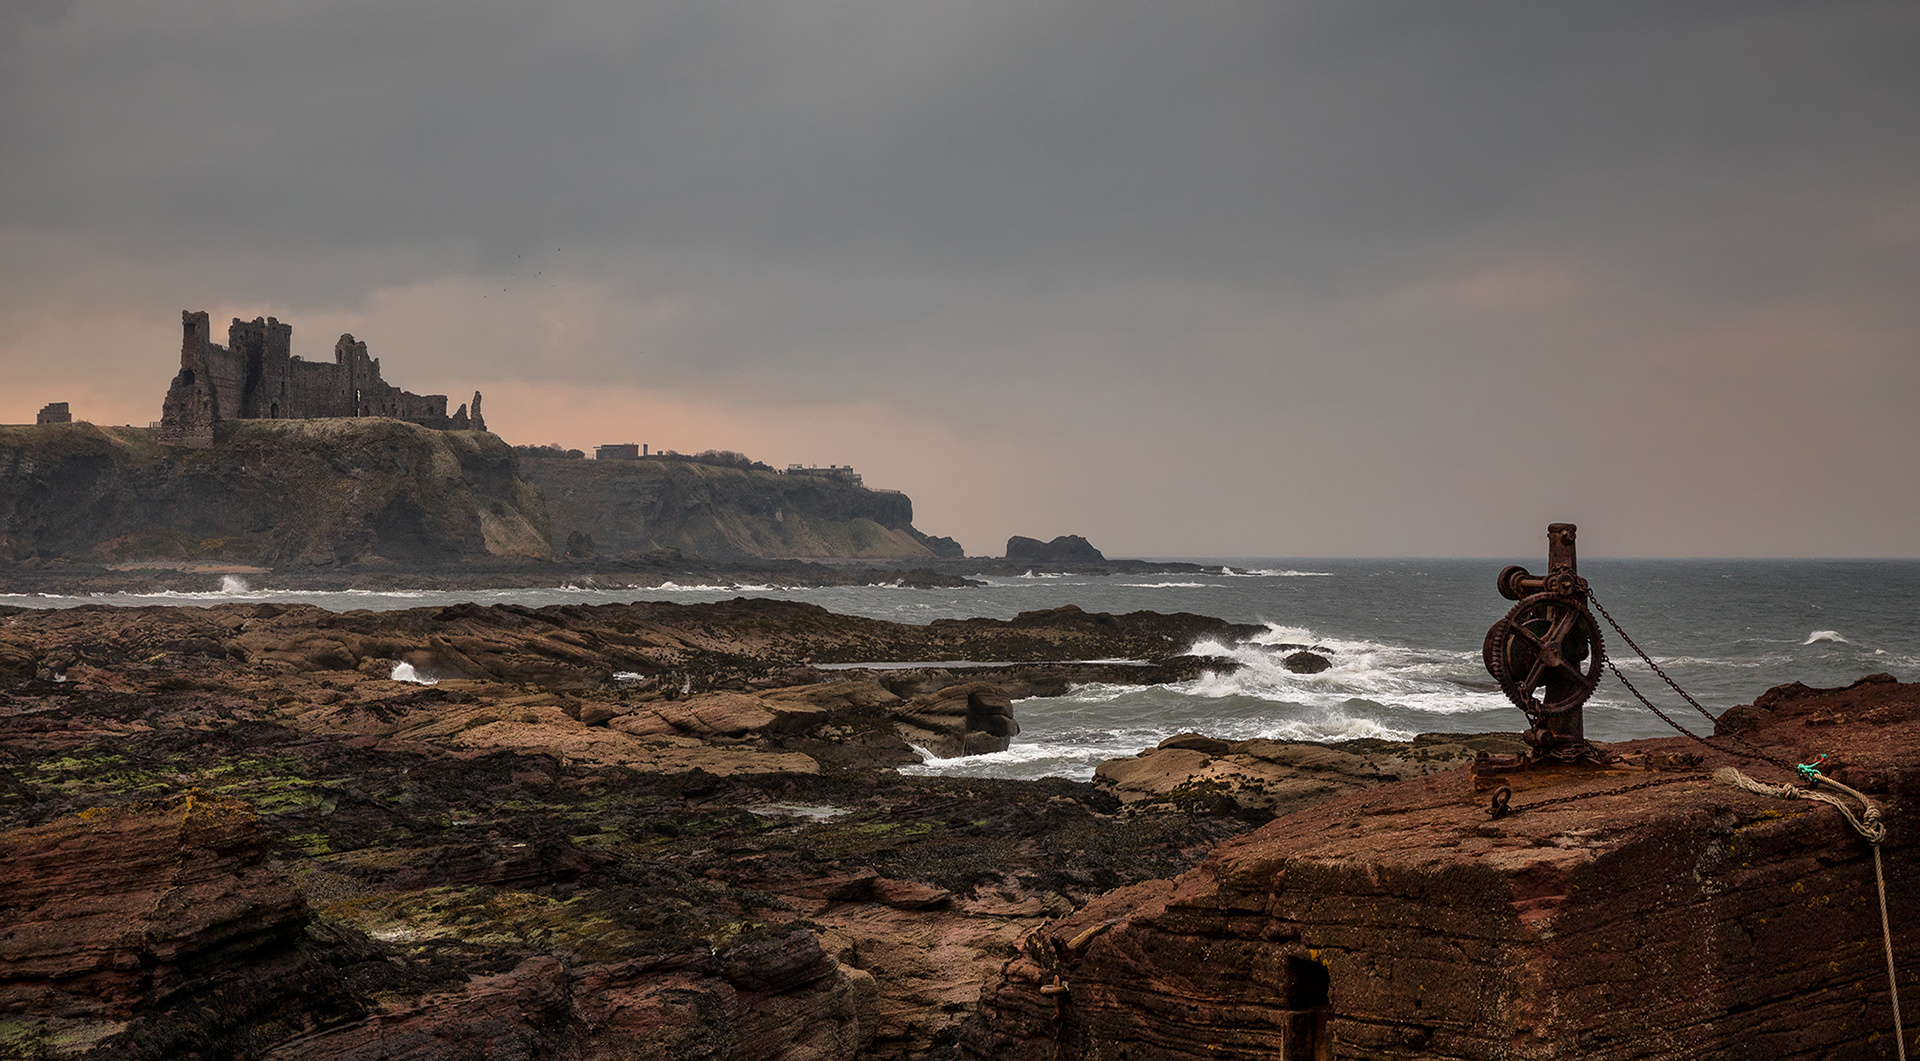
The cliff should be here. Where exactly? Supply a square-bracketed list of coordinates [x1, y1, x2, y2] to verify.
[0, 420, 552, 567]
[519, 457, 951, 562]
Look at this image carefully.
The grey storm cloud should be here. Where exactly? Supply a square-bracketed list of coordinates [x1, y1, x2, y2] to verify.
[2, 0, 1918, 555]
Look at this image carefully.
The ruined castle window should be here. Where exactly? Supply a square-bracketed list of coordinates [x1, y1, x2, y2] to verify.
[270, 402, 279, 418]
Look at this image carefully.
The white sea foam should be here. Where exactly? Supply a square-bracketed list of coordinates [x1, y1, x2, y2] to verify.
[899, 740, 1120, 778]
[933, 619, 1521, 778]
[1121, 582, 1219, 589]
[90, 589, 231, 601]
[1184, 638, 1241, 659]
[1176, 623, 1509, 716]
[65, 585, 437, 604]
[1803, 630, 1848, 645]
[902, 698, 1418, 780]
[1609, 654, 1785, 670]
[390, 662, 438, 685]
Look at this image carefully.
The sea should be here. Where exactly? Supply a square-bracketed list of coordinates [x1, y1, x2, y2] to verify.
[6, 559, 1916, 782]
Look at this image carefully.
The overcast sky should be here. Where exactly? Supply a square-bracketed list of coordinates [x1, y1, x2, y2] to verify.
[3, 1, 1916, 557]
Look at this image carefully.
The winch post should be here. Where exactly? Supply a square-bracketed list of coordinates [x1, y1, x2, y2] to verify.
[1537, 524, 1582, 743]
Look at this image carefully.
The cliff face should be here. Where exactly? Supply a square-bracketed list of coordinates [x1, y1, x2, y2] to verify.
[519, 458, 946, 561]
[0, 423, 958, 569]
[0, 420, 552, 567]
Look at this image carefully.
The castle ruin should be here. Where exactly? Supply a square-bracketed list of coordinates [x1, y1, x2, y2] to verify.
[157, 311, 484, 448]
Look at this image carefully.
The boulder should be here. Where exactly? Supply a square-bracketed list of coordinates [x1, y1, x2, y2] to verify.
[1281, 650, 1331, 674]
[895, 682, 1021, 758]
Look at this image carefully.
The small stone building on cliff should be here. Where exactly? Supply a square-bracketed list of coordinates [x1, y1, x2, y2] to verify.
[157, 310, 485, 448]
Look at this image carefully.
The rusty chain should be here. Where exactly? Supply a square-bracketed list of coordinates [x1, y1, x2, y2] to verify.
[1585, 588, 1800, 773]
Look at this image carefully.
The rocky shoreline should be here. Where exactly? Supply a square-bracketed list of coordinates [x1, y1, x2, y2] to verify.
[0, 598, 1295, 1058]
[1, 598, 1912, 1059]
[0, 554, 1237, 598]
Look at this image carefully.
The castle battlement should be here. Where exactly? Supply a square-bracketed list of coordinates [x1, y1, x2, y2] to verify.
[157, 310, 484, 448]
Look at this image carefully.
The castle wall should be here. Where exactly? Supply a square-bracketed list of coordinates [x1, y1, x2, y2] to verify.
[199, 331, 249, 424]
[282, 359, 341, 419]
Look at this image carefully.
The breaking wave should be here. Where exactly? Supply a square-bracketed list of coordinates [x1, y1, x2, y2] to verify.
[1178, 625, 1509, 717]
[1802, 630, 1849, 645]
[390, 662, 438, 685]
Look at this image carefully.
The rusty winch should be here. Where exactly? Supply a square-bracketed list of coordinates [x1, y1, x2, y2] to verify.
[1472, 523, 1653, 795]
[1483, 522, 1605, 757]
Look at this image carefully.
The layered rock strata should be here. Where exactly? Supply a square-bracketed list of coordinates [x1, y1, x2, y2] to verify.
[0, 795, 306, 1018]
[968, 675, 1920, 1060]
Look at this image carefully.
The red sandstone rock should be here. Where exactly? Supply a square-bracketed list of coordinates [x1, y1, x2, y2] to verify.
[264, 933, 873, 1061]
[968, 677, 1920, 1059]
[0, 795, 307, 1018]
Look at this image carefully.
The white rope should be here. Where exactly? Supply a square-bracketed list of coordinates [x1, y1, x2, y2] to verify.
[1714, 767, 1888, 843]
[1715, 766, 1903, 1059]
